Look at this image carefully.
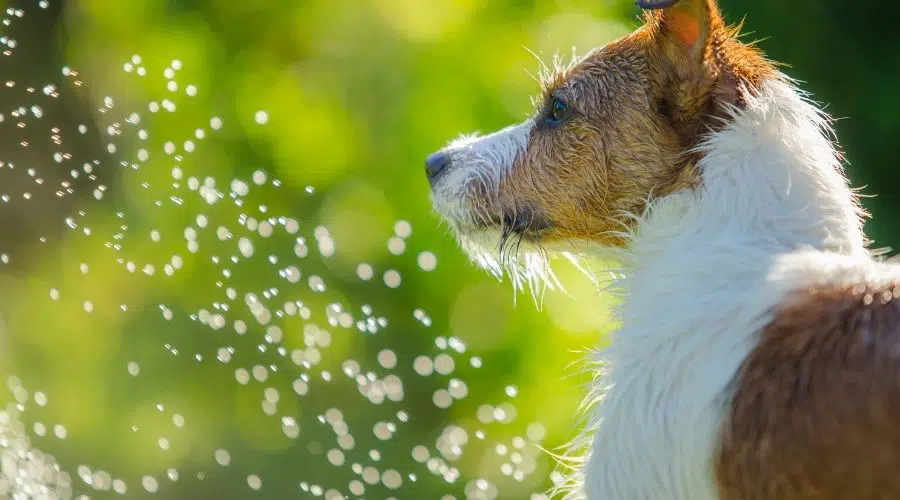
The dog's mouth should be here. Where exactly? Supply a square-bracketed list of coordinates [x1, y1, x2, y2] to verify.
[502, 207, 551, 238]
[465, 205, 552, 243]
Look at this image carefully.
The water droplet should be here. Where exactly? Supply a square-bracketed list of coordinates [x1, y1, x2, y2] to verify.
[384, 270, 402, 288]
[141, 476, 158, 493]
[387, 237, 406, 255]
[252, 170, 267, 185]
[382, 469, 403, 490]
[413, 356, 433, 376]
[357, 263, 374, 281]
[418, 251, 438, 271]
[214, 449, 231, 466]
[377, 349, 397, 369]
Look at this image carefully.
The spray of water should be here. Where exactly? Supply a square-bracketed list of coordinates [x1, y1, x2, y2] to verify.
[0, 2, 585, 499]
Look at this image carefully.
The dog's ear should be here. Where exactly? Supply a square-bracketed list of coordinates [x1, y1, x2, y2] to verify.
[639, 0, 736, 132]
[641, 0, 725, 81]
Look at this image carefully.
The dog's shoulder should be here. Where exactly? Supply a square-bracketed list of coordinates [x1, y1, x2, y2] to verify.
[717, 278, 900, 499]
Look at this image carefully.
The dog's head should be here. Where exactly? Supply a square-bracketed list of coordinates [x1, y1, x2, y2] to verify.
[426, 0, 774, 282]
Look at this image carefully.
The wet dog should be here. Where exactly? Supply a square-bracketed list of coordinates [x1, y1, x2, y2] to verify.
[427, 1, 899, 498]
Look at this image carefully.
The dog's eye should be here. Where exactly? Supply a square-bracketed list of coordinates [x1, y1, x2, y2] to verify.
[547, 96, 569, 125]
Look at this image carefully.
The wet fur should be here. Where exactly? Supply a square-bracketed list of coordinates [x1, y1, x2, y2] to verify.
[426, 1, 887, 499]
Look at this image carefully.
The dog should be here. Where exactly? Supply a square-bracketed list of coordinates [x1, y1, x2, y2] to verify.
[425, 0, 900, 498]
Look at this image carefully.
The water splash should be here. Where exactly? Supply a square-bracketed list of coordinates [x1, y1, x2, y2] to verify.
[0, 2, 570, 499]
[0, 378, 73, 499]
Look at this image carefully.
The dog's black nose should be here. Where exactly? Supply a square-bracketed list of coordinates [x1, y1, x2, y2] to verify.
[425, 151, 451, 184]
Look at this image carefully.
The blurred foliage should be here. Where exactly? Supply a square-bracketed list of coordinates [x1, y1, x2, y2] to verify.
[0, 0, 896, 499]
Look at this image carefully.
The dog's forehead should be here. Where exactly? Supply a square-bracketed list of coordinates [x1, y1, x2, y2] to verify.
[553, 42, 648, 101]
[538, 32, 649, 104]
[581, 34, 647, 75]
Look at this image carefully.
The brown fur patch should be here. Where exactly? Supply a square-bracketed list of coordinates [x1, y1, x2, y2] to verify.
[718, 282, 900, 499]
[491, 0, 775, 246]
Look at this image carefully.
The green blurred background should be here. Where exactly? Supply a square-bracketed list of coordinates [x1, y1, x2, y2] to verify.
[0, 1, 897, 499]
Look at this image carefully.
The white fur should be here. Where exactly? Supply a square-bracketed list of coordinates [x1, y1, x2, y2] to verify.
[569, 77, 872, 499]
[430, 121, 533, 232]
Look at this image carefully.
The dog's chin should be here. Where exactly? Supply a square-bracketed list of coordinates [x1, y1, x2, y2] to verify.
[441, 223, 563, 302]
[431, 188, 598, 301]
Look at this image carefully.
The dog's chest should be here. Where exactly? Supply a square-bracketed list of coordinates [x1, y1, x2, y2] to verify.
[581, 255, 781, 499]
[583, 347, 739, 500]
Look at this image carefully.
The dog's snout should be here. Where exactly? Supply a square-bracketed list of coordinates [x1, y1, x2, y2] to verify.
[425, 151, 451, 185]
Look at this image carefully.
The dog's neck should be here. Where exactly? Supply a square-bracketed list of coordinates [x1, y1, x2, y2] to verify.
[568, 77, 869, 500]
[626, 77, 866, 278]
[605, 76, 868, 348]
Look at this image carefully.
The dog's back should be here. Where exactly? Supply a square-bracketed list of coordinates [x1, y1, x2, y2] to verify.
[721, 267, 900, 499]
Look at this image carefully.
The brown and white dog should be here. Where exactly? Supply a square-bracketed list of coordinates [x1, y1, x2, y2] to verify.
[426, 0, 900, 498]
